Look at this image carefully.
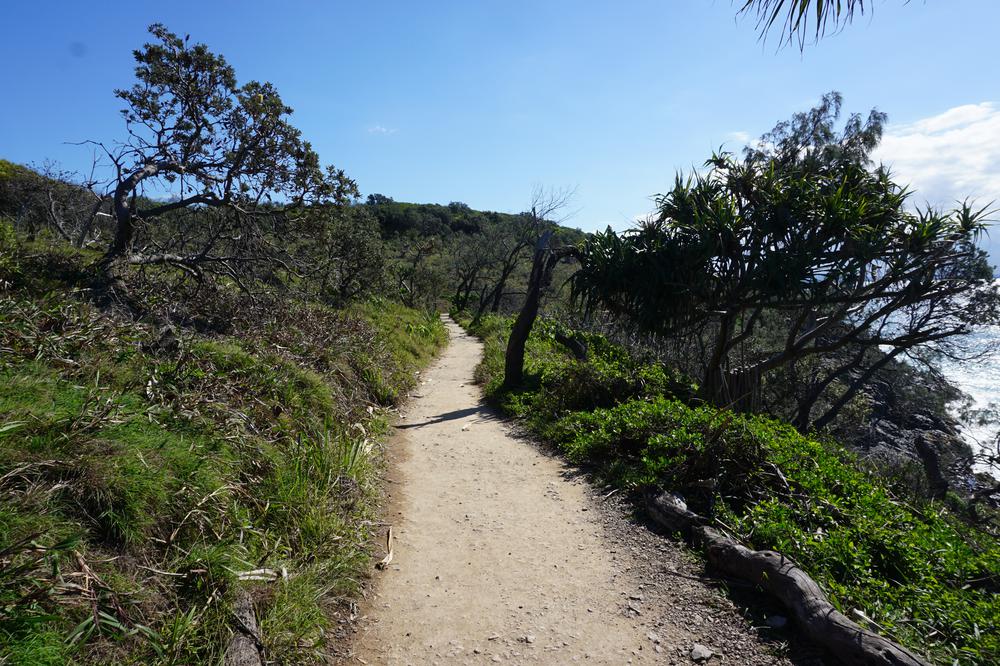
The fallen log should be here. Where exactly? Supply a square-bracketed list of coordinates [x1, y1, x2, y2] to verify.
[645, 491, 703, 536]
[224, 589, 263, 666]
[646, 491, 930, 666]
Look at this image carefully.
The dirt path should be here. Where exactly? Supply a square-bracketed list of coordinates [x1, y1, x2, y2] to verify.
[351, 320, 797, 665]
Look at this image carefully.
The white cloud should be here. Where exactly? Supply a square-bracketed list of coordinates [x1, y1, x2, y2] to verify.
[874, 102, 1000, 265]
[725, 130, 751, 145]
[367, 124, 397, 135]
[875, 102, 1000, 208]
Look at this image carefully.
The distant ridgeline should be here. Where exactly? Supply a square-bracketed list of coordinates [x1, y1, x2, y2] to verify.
[360, 193, 586, 314]
[0, 159, 586, 243]
[361, 193, 586, 244]
[0, 160, 586, 315]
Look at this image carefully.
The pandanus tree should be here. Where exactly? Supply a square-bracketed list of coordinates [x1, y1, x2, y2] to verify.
[572, 95, 999, 417]
[92, 24, 357, 295]
[738, 0, 873, 47]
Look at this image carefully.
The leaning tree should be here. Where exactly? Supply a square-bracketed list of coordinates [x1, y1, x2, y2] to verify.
[571, 95, 999, 416]
[501, 187, 578, 388]
[91, 24, 357, 295]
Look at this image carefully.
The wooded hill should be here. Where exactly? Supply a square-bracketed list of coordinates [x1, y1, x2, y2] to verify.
[365, 194, 585, 314]
[0, 157, 584, 317]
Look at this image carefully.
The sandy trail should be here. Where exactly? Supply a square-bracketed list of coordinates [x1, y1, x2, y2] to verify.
[352, 320, 790, 665]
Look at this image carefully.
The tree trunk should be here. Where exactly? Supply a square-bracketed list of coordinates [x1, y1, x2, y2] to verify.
[102, 162, 175, 271]
[503, 231, 554, 388]
[75, 197, 106, 248]
[502, 232, 554, 389]
[697, 313, 761, 409]
[104, 173, 142, 266]
[471, 283, 491, 325]
[453, 274, 472, 311]
[45, 192, 73, 243]
[699, 366, 761, 412]
[489, 261, 516, 313]
[792, 349, 868, 431]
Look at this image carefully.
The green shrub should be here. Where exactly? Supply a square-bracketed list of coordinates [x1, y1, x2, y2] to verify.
[0, 218, 18, 286]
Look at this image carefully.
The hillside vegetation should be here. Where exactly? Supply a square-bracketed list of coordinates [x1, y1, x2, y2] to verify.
[0, 232, 445, 664]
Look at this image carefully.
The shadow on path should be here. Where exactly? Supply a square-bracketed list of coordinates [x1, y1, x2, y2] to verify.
[395, 404, 502, 429]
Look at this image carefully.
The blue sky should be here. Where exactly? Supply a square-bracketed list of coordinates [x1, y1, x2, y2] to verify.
[2, 1, 999, 262]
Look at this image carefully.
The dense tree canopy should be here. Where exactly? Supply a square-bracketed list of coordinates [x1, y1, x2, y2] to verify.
[572, 95, 999, 415]
[364, 193, 584, 312]
[94, 24, 357, 292]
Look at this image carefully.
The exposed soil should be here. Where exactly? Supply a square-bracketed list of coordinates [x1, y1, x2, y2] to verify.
[347, 320, 815, 665]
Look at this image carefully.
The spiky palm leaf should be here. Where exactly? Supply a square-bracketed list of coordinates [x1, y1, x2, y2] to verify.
[738, 0, 870, 47]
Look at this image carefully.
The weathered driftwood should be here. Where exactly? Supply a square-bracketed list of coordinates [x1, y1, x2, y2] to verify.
[645, 491, 704, 535]
[646, 491, 930, 666]
[224, 590, 263, 666]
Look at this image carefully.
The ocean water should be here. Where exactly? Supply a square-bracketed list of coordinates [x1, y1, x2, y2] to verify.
[938, 324, 1000, 475]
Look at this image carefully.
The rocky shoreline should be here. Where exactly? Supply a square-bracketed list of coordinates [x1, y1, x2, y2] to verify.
[853, 375, 999, 506]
